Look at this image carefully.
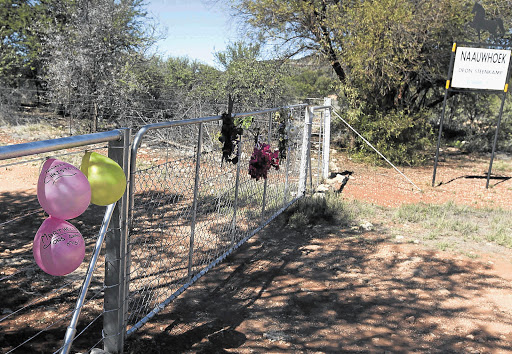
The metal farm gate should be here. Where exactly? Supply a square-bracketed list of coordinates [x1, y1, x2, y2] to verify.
[0, 103, 331, 353]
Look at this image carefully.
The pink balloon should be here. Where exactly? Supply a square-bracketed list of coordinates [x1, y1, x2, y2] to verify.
[37, 158, 91, 220]
[33, 217, 85, 276]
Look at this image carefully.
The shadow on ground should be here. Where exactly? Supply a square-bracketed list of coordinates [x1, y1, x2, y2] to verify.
[0, 190, 107, 353]
[124, 217, 512, 353]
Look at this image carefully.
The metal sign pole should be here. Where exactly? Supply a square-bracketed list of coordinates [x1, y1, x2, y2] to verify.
[432, 89, 450, 187]
[486, 89, 508, 188]
[432, 43, 457, 187]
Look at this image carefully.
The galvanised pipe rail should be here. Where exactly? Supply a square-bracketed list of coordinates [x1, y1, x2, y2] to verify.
[128, 104, 309, 216]
[0, 130, 124, 161]
[0, 128, 129, 353]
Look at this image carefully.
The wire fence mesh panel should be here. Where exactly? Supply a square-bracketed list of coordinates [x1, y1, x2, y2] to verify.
[126, 123, 202, 331]
[125, 105, 322, 335]
[0, 146, 117, 354]
[0, 103, 328, 352]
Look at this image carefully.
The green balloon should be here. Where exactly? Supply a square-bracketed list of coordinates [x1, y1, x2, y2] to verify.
[80, 152, 126, 206]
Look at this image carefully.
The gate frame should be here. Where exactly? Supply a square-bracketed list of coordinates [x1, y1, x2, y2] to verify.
[0, 103, 334, 354]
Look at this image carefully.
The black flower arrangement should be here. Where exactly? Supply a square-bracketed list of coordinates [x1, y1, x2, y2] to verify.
[219, 95, 243, 164]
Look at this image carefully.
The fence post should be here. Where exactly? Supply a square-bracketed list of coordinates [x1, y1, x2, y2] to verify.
[317, 111, 323, 186]
[188, 123, 203, 278]
[261, 111, 273, 220]
[231, 137, 242, 238]
[298, 106, 313, 195]
[284, 110, 291, 204]
[322, 98, 332, 180]
[104, 128, 131, 353]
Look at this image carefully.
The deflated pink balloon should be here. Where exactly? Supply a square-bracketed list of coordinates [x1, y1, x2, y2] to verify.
[33, 217, 85, 276]
[37, 158, 91, 220]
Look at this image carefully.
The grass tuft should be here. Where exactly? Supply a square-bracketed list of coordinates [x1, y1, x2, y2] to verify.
[281, 196, 512, 252]
[281, 193, 381, 230]
[282, 193, 351, 229]
[393, 202, 512, 249]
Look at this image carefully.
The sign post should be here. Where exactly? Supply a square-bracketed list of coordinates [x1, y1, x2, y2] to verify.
[432, 42, 511, 188]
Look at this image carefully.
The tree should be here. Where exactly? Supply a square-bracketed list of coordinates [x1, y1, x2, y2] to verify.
[214, 41, 289, 111]
[0, 0, 51, 87]
[42, 0, 155, 131]
[228, 0, 510, 164]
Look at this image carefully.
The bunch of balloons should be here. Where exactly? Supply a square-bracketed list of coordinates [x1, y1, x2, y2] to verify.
[33, 152, 126, 276]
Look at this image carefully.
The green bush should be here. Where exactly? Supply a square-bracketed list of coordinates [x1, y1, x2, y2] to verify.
[282, 193, 351, 229]
[341, 108, 434, 166]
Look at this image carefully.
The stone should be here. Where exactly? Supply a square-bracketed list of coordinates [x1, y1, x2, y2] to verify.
[90, 349, 111, 354]
[359, 221, 373, 231]
[316, 184, 330, 193]
[327, 174, 350, 192]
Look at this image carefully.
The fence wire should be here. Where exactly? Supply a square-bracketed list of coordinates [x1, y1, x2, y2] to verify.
[125, 107, 324, 335]
[0, 142, 122, 353]
[0, 104, 328, 352]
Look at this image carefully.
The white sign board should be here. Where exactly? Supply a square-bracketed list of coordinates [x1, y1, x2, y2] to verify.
[451, 47, 511, 90]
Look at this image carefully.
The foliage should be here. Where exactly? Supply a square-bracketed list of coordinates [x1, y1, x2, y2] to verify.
[119, 55, 224, 121]
[41, 0, 156, 131]
[0, 0, 49, 84]
[289, 70, 334, 98]
[283, 61, 336, 99]
[227, 0, 512, 164]
[5, 0, 512, 159]
[214, 41, 289, 111]
[228, 0, 489, 112]
[234, 115, 254, 130]
[343, 107, 434, 166]
[440, 93, 512, 154]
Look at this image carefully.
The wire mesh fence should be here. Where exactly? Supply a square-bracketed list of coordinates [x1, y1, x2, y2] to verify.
[0, 82, 237, 138]
[125, 106, 315, 334]
[0, 103, 330, 353]
[0, 143, 119, 354]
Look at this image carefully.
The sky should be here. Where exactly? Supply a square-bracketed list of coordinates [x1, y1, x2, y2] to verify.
[145, 0, 239, 68]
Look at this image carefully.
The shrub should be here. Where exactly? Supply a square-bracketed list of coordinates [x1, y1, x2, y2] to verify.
[282, 193, 351, 229]
[339, 108, 434, 166]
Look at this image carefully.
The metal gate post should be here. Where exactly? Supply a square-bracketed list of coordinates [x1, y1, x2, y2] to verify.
[188, 123, 203, 278]
[322, 98, 332, 180]
[317, 111, 323, 186]
[104, 128, 131, 353]
[284, 110, 291, 204]
[298, 107, 313, 195]
[261, 112, 273, 220]
[231, 137, 242, 239]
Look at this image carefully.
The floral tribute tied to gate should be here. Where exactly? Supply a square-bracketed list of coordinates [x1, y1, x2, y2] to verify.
[248, 142, 279, 181]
